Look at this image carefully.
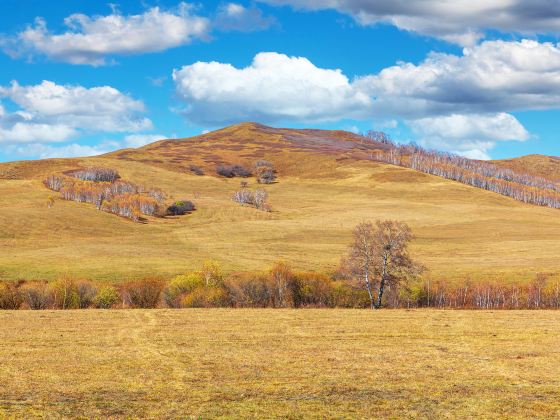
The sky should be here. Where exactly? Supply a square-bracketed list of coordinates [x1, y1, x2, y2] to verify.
[0, 0, 559, 162]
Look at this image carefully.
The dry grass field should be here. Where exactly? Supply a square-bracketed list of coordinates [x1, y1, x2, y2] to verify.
[493, 154, 560, 181]
[0, 309, 559, 418]
[0, 123, 559, 283]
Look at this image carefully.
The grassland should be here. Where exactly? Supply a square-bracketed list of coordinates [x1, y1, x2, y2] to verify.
[493, 154, 560, 181]
[0, 123, 559, 283]
[0, 309, 558, 418]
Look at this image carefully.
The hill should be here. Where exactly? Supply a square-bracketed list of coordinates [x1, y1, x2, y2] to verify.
[0, 123, 559, 282]
[492, 154, 560, 182]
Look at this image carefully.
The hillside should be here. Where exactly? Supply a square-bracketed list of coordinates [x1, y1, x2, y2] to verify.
[0, 123, 559, 282]
[492, 154, 560, 182]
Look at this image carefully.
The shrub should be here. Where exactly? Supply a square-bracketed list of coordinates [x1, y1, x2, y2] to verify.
[189, 164, 205, 176]
[44, 175, 66, 191]
[232, 188, 270, 211]
[233, 188, 254, 206]
[181, 287, 229, 308]
[166, 200, 196, 216]
[253, 189, 269, 210]
[254, 161, 276, 184]
[200, 260, 223, 287]
[20, 282, 53, 310]
[164, 273, 204, 307]
[123, 279, 165, 308]
[330, 281, 371, 308]
[50, 279, 80, 309]
[147, 188, 166, 202]
[292, 272, 334, 308]
[224, 274, 273, 307]
[270, 261, 296, 307]
[76, 280, 97, 309]
[216, 165, 252, 178]
[256, 166, 276, 184]
[71, 167, 120, 183]
[254, 160, 273, 168]
[94, 286, 120, 309]
[0, 283, 23, 310]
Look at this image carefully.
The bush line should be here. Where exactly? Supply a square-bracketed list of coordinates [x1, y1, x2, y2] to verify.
[0, 262, 558, 310]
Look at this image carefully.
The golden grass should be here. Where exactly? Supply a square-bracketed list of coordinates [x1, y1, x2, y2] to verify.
[0, 124, 559, 283]
[493, 154, 560, 181]
[0, 309, 559, 418]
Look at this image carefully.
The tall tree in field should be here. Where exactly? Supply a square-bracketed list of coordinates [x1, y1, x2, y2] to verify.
[347, 220, 420, 309]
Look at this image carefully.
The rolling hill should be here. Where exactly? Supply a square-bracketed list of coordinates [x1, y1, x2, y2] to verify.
[0, 122, 558, 283]
[493, 154, 560, 182]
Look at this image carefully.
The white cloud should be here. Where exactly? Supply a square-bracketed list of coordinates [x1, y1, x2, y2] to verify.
[357, 39, 560, 119]
[0, 80, 151, 157]
[172, 51, 371, 124]
[124, 133, 167, 148]
[5, 142, 116, 159]
[215, 3, 276, 32]
[172, 40, 560, 157]
[407, 113, 530, 159]
[259, 0, 560, 46]
[0, 122, 76, 143]
[1, 81, 151, 133]
[2, 3, 209, 65]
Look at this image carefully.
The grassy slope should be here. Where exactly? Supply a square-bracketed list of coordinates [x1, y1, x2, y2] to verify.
[492, 154, 560, 181]
[0, 123, 559, 282]
[0, 309, 559, 418]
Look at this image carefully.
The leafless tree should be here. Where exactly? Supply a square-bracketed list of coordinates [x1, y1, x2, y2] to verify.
[71, 167, 120, 183]
[372, 144, 560, 209]
[365, 130, 394, 146]
[346, 220, 420, 309]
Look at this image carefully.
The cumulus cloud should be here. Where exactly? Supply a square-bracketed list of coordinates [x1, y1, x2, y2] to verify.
[215, 3, 276, 32]
[259, 0, 560, 46]
[357, 39, 560, 119]
[1, 3, 209, 65]
[407, 113, 530, 159]
[172, 40, 560, 157]
[0, 122, 76, 143]
[0, 81, 151, 134]
[0, 79, 152, 160]
[172, 51, 371, 124]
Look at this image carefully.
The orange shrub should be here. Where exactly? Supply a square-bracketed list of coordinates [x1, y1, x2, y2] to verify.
[123, 279, 165, 308]
[0, 283, 23, 310]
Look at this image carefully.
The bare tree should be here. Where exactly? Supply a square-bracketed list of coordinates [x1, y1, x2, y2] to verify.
[347, 220, 421, 309]
[365, 130, 394, 145]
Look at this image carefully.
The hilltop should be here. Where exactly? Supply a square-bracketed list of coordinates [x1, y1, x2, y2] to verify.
[0, 123, 559, 282]
[493, 154, 560, 181]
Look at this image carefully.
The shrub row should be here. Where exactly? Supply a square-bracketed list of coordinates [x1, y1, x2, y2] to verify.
[232, 188, 271, 211]
[0, 263, 370, 310]
[71, 167, 120, 183]
[2, 265, 558, 310]
[44, 172, 192, 222]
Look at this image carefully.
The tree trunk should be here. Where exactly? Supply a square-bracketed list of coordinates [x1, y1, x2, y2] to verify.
[374, 254, 389, 309]
[364, 261, 375, 309]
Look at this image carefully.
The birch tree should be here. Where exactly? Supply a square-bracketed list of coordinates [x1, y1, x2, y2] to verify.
[347, 220, 420, 309]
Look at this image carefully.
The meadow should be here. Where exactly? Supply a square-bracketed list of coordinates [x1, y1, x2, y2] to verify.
[0, 309, 559, 418]
[0, 124, 559, 284]
[1, 157, 559, 284]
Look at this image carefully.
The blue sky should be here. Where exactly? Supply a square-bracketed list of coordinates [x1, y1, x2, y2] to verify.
[0, 0, 559, 162]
